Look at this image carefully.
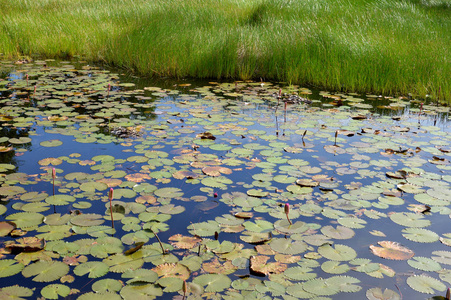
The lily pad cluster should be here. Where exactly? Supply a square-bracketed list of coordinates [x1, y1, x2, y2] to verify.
[0, 60, 451, 299]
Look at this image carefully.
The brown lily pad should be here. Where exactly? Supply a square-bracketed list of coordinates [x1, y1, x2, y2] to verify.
[250, 255, 287, 276]
[5, 237, 45, 254]
[369, 241, 414, 260]
[0, 221, 16, 237]
[151, 263, 190, 280]
[202, 258, 237, 275]
[168, 234, 202, 249]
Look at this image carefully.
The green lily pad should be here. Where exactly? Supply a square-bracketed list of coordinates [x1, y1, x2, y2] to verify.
[303, 278, 340, 296]
[74, 261, 109, 278]
[193, 274, 231, 292]
[243, 220, 274, 233]
[402, 228, 439, 243]
[0, 259, 24, 278]
[321, 261, 350, 274]
[406, 275, 446, 294]
[80, 181, 108, 193]
[77, 291, 122, 300]
[40, 139, 63, 147]
[22, 260, 69, 282]
[321, 225, 355, 240]
[120, 283, 162, 299]
[187, 221, 220, 237]
[407, 257, 442, 271]
[366, 288, 400, 300]
[9, 137, 32, 144]
[269, 238, 308, 255]
[0, 286, 34, 299]
[318, 244, 357, 261]
[284, 266, 317, 280]
[45, 194, 76, 206]
[6, 212, 44, 228]
[390, 212, 431, 228]
[70, 214, 105, 227]
[41, 284, 70, 299]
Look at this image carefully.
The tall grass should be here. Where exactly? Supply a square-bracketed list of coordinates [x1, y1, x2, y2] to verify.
[0, 0, 449, 102]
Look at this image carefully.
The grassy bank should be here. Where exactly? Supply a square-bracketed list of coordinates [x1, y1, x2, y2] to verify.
[0, 0, 450, 102]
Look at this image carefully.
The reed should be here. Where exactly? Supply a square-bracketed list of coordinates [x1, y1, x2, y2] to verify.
[0, 0, 449, 102]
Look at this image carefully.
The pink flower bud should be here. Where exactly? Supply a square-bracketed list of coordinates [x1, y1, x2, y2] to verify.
[447, 287, 450, 300]
[284, 203, 290, 215]
[108, 83, 111, 91]
[214, 192, 218, 198]
[109, 188, 114, 200]
[52, 168, 56, 179]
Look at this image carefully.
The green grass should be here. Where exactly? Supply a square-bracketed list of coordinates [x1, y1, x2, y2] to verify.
[0, 0, 450, 102]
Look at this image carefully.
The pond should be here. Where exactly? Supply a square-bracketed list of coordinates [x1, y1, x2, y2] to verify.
[1, 59, 451, 300]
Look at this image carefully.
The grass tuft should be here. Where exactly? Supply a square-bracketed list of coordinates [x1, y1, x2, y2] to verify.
[0, 0, 449, 102]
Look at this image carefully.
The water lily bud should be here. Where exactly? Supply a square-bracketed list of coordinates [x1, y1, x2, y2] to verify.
[109, 188, 114, 200]
[446, 287, 450, 300]
[214, 192, 218, 198]
[284, 203, 290, 215]
[108, 83, 111, 91]
[52, 168, 56, 179]
[183, 280, 188, 294]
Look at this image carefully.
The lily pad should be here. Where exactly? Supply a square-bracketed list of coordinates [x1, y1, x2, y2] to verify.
[406, 275, 446, 294]
[192, 274, 231, 292]
[22, 260, 69, 282]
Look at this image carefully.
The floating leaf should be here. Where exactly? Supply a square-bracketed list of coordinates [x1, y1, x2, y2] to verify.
[269, 238, 308, 255]
[0, 285, 34, 299]
[408, 257, 441, 271]
[370, 241, 414, 260]
[402, 228, 439, 243]
[366, 287, 400, 300]
[169, 234, 202, 249]
[154, 187, 184, 198]
[45, 194, 76, 206]
[70, 214, 104, 226]
[40, 284, 70, 299]
[321, 225, 355, 240]
[321, 261, 350, 274]
[120, 284, 162, 299]
[6, 212, 43, 228]
[432, 251, 451, 265]
[249, 255, 287, 276]
[0, 259, 24, 278]
[40, 139, 63, 147]
[243, 220, 274, 233]
[0, 221, 16, 237]
[192, 274, 231, 292]
[303, 278, 340, 296]
[74, 261, 109, 278]
[5, 237, 45, 253]
[318, 244, 357, 261]
[187, 221, 220, 237]
[406, 275, 446, 294]
[202, 258, 237, 275]
[152, 263, 190, 280]
[284, 266, 317, 280]
[22, 260, 69, 282]
[0, 185, 26, 196]
[390, 212, 431, 228]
